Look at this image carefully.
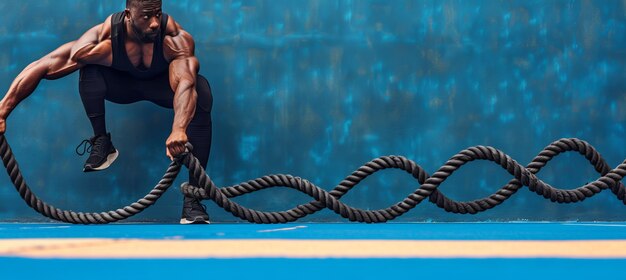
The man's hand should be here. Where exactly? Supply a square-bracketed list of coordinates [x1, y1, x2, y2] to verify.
[166, 129, 188, 160]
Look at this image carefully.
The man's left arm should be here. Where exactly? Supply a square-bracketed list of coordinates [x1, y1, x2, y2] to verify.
[165, 28, 199, 160]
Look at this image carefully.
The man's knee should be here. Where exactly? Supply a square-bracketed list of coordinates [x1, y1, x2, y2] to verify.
[195, 75, 213, 114]
[79, 65, 107, 96]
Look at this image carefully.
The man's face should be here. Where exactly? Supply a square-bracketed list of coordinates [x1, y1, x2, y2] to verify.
[126, 1, 163, 43]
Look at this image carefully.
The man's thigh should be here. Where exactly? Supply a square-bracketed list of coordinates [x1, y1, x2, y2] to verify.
[135, 73, 175, 109]
[94, 66, 144, 104]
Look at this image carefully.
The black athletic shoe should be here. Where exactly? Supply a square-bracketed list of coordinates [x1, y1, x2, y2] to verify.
[180, 187, 210, 224]
[75, 133, 119, 172]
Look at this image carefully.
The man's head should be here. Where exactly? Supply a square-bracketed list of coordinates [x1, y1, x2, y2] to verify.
[125, 0, 163, 43]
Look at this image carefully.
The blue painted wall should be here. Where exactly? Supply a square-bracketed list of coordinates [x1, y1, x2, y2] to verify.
[1, 0, 626, 222]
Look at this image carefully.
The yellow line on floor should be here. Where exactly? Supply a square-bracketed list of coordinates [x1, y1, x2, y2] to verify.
[1, 239, 626, 259]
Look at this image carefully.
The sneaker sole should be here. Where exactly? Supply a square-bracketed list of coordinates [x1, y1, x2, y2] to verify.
[84, 149, 119, 172]
[179, 217, 211, 225]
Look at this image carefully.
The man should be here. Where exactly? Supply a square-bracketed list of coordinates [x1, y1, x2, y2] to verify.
[0, 0, 212, 224]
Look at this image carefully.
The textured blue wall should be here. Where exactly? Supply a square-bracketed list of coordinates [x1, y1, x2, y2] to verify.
[1, 0, 626, 222]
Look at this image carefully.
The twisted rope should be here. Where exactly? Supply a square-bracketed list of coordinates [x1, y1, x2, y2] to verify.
[0, 135, 183, 224]
[181, 138, 626, 223]
[2, 135, 625, 224]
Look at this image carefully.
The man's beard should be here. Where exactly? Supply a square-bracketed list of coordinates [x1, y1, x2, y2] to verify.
[130, 20, 158, 43]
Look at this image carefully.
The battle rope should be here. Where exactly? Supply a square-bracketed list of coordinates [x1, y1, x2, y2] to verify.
[1, 135, 625, 224]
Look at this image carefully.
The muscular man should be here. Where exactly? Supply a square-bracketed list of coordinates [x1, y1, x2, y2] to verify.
[0, 0, 212, 224]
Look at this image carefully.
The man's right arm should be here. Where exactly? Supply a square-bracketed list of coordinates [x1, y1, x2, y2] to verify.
[0, 21, 113, 134]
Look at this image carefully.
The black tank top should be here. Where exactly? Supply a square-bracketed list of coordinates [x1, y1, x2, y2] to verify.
[110, 12, 170, 79]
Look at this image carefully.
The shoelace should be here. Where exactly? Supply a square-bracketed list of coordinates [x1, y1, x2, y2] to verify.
[75, 135, 107, 156]
[75, 139, 93, 156]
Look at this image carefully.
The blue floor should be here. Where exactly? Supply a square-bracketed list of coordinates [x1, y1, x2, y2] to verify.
[1, 223, 626, 280]
[3, 258, 625, 280]
[2, 222, 626, 240]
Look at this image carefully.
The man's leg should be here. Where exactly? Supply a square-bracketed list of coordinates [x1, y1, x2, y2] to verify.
[186, 75, 213, 186]
[78, 65, 108, 136]
[78, 65, 135, 172]
[179, 75, 213, 224]
[141, 73, 213, 224]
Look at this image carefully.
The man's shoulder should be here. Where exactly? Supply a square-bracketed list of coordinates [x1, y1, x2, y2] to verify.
[162, 15, 196, 61]
[164, 15, 190, 38]
[163, 14, 176, 36]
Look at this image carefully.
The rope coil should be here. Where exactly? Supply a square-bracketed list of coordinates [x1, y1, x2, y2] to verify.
[1, 135, 625, 224]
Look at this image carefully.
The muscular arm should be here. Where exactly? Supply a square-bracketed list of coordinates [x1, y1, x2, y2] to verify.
[0, 42, 80, 120]
[163, 20, 200, 158]
[169, 56, 199, 133]
[0, 20, 112, 131]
